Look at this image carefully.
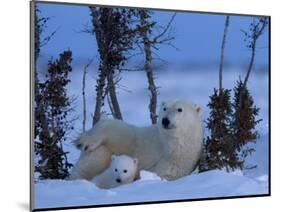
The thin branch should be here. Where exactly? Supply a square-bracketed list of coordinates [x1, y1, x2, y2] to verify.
[243, 17, 268, 87]
[219, 16, 230, 92]
[82, 58, 94, 132]
[152, 13, 177, 42]
[40, 27, 60, 47]
[116, 83, 133, 93]
[118, 67, 144, 72]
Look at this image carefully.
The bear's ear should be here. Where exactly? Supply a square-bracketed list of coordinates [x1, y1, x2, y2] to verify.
[133, 158, 138, 165]
[111, 155, 116, 160]
[72, 138, 83, 150]
[195, 105, 202, 115]
[160, 101, 166, 107]
[76, 143, 82, 150]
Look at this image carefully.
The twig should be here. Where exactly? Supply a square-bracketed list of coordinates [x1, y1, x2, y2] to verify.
[152, 13, 176, 43]
[40, 27, 60, 47]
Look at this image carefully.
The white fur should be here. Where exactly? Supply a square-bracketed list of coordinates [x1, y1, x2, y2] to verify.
[69, 100, 203, 181]
[91, 155, 138, 189]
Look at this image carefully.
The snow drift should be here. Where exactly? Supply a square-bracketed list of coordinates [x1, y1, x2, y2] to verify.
[35, 169, 268, 209]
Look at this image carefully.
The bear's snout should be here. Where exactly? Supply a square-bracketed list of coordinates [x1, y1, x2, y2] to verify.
[162, 117, 170, 129]
[116, 178, 121, 183]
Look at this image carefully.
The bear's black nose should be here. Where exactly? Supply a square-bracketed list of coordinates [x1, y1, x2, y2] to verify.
[162, 117, 170, 128]
[116, 178, 121, 183]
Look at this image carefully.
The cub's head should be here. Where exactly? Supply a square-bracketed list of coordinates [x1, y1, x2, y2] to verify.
[110, 155, 138, 185]
[158, 100, 202, 132]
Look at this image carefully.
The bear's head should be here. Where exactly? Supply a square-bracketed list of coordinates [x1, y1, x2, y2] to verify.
[158, 100, 202, 135]
[110, 155, 138, 184]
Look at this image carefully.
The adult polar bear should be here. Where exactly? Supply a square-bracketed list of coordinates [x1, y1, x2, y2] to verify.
[69, 100, 203, 181]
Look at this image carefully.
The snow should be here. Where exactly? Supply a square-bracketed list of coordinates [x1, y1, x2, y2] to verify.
[35, 169, 267, 209]
[34, 132, 269, 209]
[139, 170, 163, 181]
[244, 134, 269, 179]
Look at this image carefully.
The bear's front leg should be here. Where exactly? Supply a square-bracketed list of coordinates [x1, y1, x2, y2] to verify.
[149, 157, 178, 181]
[69, 145, 112, 181]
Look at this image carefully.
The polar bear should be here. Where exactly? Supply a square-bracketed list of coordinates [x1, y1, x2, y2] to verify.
[91, 154, 138, 189]
[69, 100, 203, 181]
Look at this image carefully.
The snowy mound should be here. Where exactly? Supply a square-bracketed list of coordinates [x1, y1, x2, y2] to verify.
[35, 170, 268, 209]
[138, 170, 163, 181]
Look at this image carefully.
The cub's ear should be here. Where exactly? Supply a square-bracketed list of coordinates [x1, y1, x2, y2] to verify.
[133, 158, 138, 165]
[160, 101, 166, 107]
[111, 155, 116, 160]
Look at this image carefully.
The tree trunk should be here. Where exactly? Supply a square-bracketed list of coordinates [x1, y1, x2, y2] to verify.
[107, 70, 123, 120]
[140, 10, 158, 124]
[92, 65, 107, 125]
[90, 7, 107, 125]
[91, 7, 123, 124]
[144, 40, 158, 124]
[34, 72, 49, 138]
[243, 40, 256, 87]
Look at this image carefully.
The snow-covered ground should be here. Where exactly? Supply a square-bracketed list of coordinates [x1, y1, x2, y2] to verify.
[34, 132, 269, 209]
[34, 66, 269, 209]
[35, 169, 267, 209]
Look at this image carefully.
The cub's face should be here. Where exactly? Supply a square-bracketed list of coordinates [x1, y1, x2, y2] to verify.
[110, 155, 138, 184]
[158, 100, 201, 132]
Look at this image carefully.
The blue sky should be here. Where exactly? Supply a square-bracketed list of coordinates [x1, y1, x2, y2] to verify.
[36, 2, 269, 70]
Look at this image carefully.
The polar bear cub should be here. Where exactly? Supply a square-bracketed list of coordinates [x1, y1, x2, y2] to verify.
[92, 154, 138, 189]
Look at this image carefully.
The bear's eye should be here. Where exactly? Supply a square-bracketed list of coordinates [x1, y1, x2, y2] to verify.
[163, 107, 167, 111]
[177, 108, 183, 112]
[123, 169, 127, 173]
[115, 168, 118, 172]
